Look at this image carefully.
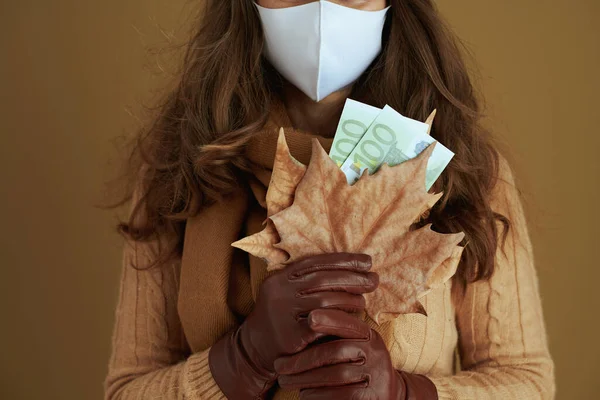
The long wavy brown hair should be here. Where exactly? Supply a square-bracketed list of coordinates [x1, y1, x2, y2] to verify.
[106, 0, 509, 288]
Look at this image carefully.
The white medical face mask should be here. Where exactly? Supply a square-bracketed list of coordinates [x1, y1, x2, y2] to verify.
[255, 1, 390, 102]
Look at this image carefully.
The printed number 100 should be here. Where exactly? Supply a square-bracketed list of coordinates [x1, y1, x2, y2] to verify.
[331, 119, 368, 165]
[353, 123, 397, 170]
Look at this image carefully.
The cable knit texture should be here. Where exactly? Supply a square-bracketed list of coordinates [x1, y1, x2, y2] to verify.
[104, 102, 554, 399]
[104, 230, 227, 399]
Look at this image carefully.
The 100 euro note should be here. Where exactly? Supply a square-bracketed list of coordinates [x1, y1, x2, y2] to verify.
[339, 105, 454, 190]
[329, 99, 381, 166]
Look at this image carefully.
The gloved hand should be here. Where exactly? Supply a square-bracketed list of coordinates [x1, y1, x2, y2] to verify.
[209, 253, 379, 399]
[275, 309, 439, 400]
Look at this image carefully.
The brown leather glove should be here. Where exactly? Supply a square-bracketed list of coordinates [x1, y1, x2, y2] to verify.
[209, 253, 379, 399]
[275, 309, 438, 400]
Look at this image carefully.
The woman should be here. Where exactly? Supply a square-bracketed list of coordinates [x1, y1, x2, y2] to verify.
[104, 0, 555, 399]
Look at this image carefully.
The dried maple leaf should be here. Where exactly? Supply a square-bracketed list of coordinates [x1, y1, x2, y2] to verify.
[268, 138, 464, 324]
[234, 110, 438, 268]
[232, 129, 305, 266]
[425, 109, 437, 135]
[233, 128, 464, 323]
[264, 129, 307, 217]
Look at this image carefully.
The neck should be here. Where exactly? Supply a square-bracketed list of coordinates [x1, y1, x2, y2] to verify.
[281, 80, 353, 138]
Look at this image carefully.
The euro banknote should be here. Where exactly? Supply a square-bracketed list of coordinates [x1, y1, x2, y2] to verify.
[329, 99, 381, 166]
[338, 105, 454, 190]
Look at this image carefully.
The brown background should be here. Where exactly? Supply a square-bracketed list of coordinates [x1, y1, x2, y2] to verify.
[1, 0, 598, 399]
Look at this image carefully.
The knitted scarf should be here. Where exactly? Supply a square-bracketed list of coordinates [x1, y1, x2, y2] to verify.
[177, 99, 334, 353]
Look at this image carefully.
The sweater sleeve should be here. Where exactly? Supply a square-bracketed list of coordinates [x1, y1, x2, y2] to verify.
[104, 187, 226, 399]
[429, 158, 555, 399]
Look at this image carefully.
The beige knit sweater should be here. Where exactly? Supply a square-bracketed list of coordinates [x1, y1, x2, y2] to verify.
[104, 150, 555, 399]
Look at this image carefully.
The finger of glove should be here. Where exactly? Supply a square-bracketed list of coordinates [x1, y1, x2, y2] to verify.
[292, 318, 328, 354]
[297, 292, 366, 315]
[287, 253, 372, 278]
[275, 337, 366, 375]
[278, 363, 366, 390]
[300, 387, 367, 400]
[308, 309, 371, 340]
[399, 371, 438, 399]
[294, 270, 379, 295]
